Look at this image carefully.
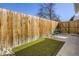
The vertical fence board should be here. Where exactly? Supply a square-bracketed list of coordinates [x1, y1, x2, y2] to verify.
[13, 12, 18, 47]
[1, 9, 8, 49]
[0, 9, 2, 52]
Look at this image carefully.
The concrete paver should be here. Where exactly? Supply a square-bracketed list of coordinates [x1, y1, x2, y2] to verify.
[52, 34, 79, 56]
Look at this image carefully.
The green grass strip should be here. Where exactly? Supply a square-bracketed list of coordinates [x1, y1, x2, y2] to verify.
[12, 38, 65, 56]
[12, 38, 45, 53]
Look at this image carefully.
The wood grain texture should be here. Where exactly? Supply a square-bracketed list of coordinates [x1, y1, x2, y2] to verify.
[59, 20, 79, 33]
[0, 9, 58, 50]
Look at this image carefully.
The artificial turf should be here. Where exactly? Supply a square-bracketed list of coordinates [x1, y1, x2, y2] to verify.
[12, 38, 65, 56]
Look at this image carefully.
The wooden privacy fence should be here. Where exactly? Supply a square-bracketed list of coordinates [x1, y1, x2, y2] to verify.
[0, 8, 58, 52]
[59, 20, 79, 33]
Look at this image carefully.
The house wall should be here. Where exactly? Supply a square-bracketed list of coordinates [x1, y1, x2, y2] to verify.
[74, 3, 79, 13]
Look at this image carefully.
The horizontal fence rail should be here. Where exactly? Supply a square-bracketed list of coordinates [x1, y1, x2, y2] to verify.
[59, 20, 79, 34]
[0, 8, 58, 55]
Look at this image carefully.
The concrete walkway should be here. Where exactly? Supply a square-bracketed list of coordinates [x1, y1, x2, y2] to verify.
[52, 33, 79, 56]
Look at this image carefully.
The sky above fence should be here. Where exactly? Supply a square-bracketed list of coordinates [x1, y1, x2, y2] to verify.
[0, 3, 75, 21]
